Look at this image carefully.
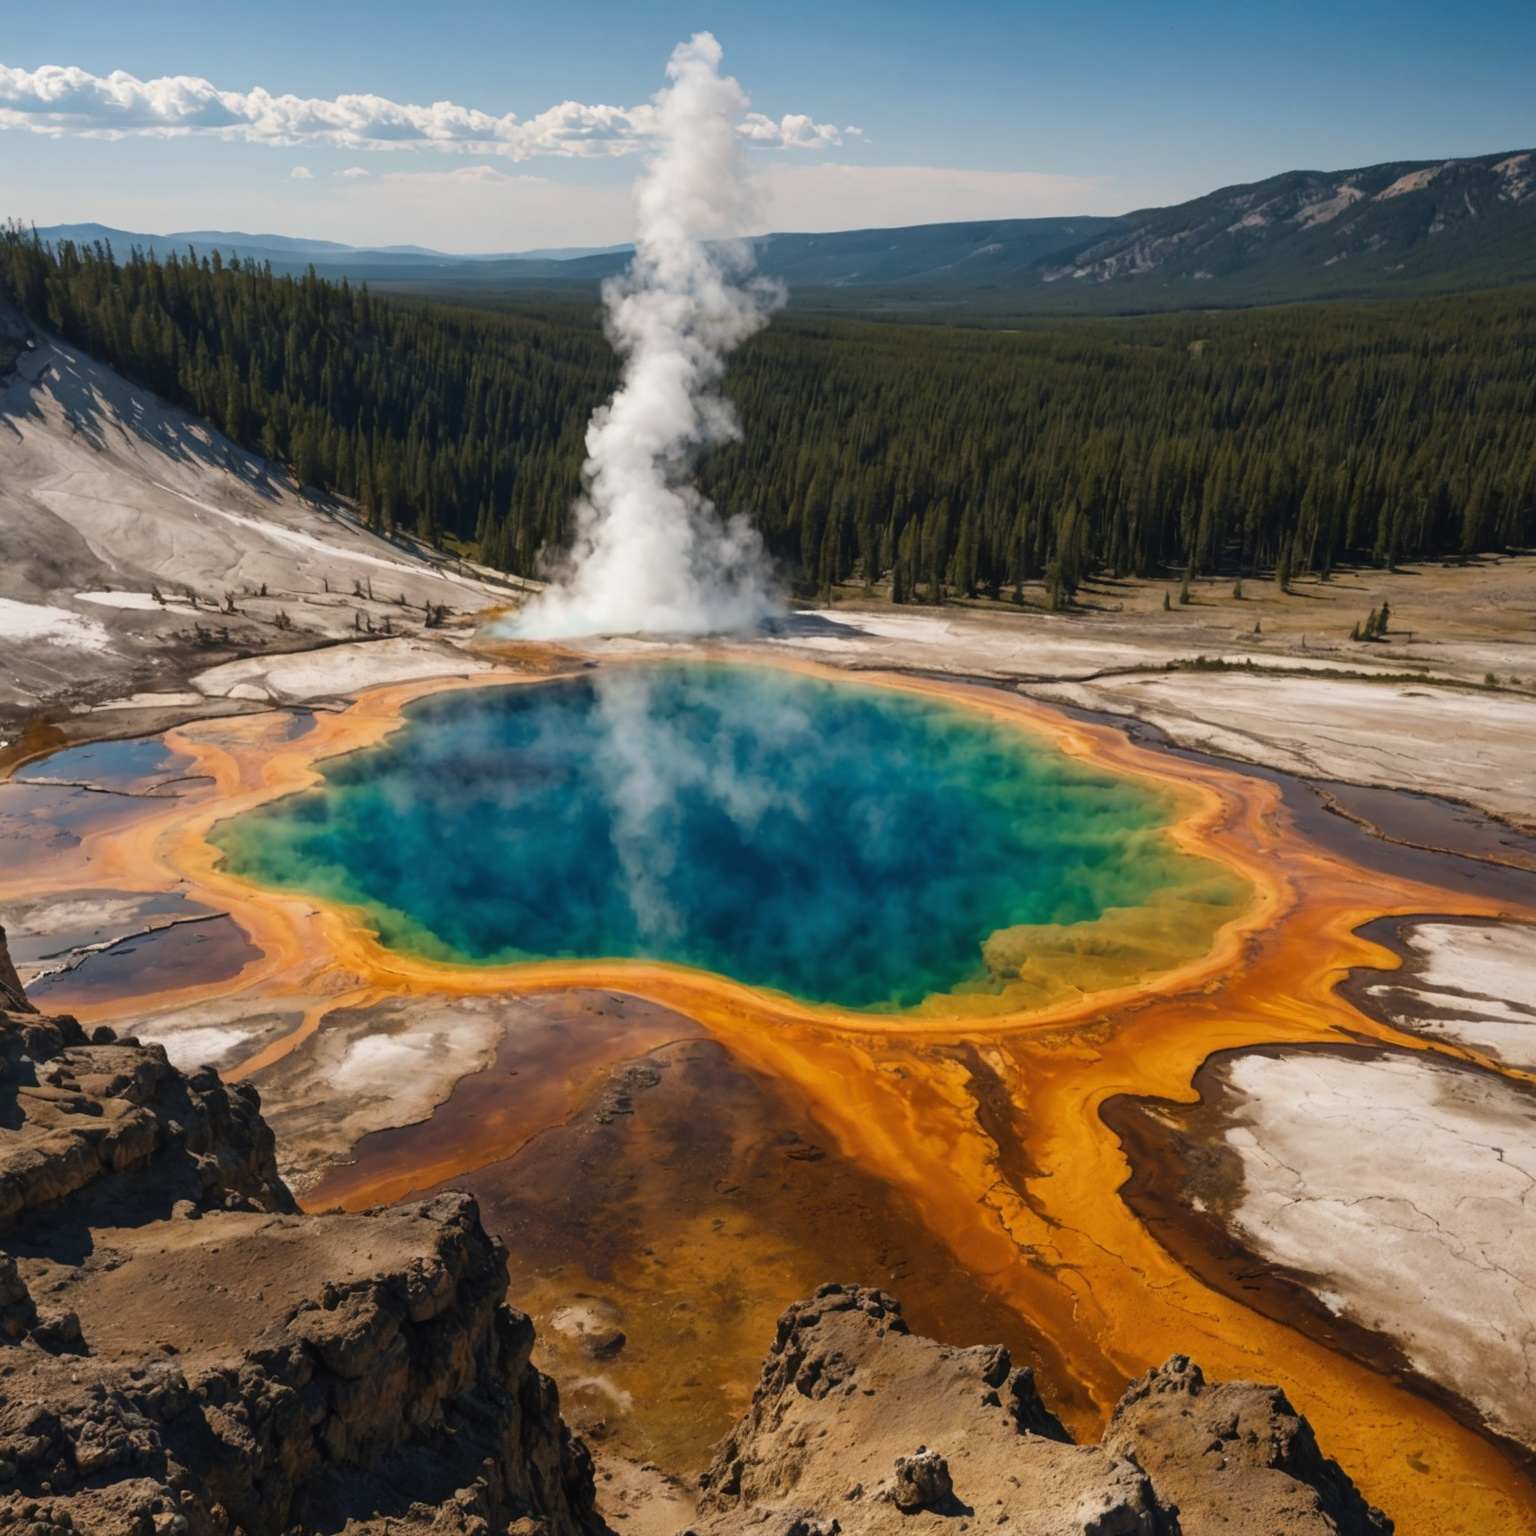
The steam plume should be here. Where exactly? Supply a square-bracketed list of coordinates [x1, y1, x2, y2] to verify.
[510, 33, 783, 640]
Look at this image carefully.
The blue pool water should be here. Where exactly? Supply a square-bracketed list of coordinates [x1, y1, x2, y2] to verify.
[215, 664, 1207, 1009]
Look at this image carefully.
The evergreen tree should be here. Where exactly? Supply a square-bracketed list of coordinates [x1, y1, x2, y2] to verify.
[3, 225, 1531, 591]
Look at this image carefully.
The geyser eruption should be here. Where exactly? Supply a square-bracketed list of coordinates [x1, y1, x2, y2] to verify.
[511, 33, 783, 640]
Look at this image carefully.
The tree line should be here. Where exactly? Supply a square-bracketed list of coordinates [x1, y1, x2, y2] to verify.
[3, 226, 1532, 605]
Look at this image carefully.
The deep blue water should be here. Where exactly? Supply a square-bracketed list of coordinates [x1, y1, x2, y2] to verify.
[216, 664, 1194, 1009]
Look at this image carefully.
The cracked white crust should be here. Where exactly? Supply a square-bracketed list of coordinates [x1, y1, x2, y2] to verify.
[1221, 1050, 1536, 1449]
[1363, 921, 1536, 1072]
[1028, 672, 1536, 827]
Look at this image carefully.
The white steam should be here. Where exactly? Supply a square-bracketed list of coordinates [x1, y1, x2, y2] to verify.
[587, 667, 811, 941]
[509, 33, 783, 640]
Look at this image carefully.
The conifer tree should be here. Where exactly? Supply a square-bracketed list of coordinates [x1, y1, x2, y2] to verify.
[2, 226, 1530, 590]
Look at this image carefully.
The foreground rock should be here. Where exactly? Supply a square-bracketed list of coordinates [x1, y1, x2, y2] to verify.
[0, 929, 600, 1536]
[692, 1284, 1391, 1535]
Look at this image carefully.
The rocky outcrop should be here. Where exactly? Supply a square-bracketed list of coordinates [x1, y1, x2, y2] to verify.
[0, 925, 30, 1014]
[0, 1195, 598, 1536]
[1035, 148, 1536, 302]
[691, 1283, 1392, 1535]
[0, 1001, 291, 1236]
[0, 934, 600, 1536]
[1106, 1354, 1391, 1535]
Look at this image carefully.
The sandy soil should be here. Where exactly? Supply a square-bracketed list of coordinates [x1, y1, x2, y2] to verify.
[785, 551, 1536, 687]
[77, 589, 197, 613]
[132, 995, 305, 1075]
[0, 595, 112, 653]
[252, 993, 520, 1190]
[191, 634, 492, 704]
[3, 887, 219, 989]
[759, 603, 1346, 678]
[1031, 671, 1536, 827]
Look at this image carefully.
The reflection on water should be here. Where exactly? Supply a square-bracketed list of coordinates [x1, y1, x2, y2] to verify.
[217, 664, 1240, 1009]
[16, 736, 190, 793]
[29, 914, 259, 1011]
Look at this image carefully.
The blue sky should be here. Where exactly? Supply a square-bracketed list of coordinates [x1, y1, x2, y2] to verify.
[3, 0, 1532, 250]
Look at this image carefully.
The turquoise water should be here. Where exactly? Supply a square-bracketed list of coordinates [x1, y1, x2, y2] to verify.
[215, 664, 1194, 1009]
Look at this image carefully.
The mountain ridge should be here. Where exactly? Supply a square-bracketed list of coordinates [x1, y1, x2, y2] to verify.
[22, 144, 1536, 312]
[1026, 147, 1536, 309]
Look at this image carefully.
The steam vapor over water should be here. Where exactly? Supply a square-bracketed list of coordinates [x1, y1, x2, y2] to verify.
[511, 34, 783, 639]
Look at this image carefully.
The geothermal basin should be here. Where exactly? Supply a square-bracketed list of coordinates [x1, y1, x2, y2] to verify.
[3, 651, 1534, 1536]
[213, 663, 1247, 1013]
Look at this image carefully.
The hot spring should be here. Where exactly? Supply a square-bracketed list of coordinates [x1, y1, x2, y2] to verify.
[214, 664, 1247, 1011]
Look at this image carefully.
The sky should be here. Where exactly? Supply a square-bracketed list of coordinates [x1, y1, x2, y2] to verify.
[2, 0, 1532, 252]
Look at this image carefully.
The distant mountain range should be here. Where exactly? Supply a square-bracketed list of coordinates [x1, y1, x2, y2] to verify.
[1027, 148, 1536, 309]
[31, 147, 1536, 313]
[29, 224, 636, 269]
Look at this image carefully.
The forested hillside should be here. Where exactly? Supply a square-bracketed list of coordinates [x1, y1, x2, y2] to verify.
[4, 229, 1533, 606]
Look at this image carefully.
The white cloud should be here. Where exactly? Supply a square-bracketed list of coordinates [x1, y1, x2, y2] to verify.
[337, 165, 369, 179]
[289, 164, 313, 180]
[739, 112, 860, 151]
[0, 61, 851, 160]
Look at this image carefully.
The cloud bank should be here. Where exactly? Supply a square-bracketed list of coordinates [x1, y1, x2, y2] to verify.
[0, 61, 856, 160]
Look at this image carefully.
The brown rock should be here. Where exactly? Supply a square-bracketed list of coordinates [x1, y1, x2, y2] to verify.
[1106, 1355, 1393, 1535]
[0, 937, 601, 1536]
[890, 1447, 951, 1512]
[693, 1283, 1393, 1535]
[0, 924, 31, 1014]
